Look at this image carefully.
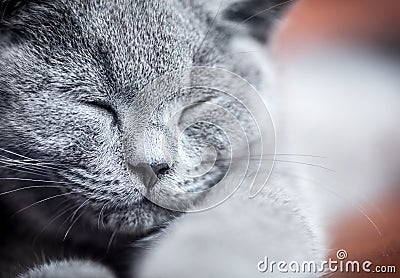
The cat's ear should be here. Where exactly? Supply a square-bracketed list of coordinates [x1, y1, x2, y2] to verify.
[222, 0, 292, 42]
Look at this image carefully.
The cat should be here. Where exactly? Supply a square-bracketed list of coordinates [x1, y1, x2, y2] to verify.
[0, 0, 346, 277]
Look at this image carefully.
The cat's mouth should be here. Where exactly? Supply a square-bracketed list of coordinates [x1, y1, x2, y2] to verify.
[97, 196, 179, 236]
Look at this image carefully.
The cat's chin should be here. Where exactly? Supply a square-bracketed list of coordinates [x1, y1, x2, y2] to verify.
[98, 198, 178, 237]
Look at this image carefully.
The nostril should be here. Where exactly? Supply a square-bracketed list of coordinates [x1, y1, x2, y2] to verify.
[128, 162, 170, 189]
[150, 163, 170, 178]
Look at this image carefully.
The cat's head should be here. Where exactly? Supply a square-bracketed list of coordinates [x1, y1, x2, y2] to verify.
[0, 0, 282, 240]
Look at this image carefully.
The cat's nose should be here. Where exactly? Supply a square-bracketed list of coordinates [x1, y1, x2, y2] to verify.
[129, 162, 170, 189]
[150, 163, 170, 178]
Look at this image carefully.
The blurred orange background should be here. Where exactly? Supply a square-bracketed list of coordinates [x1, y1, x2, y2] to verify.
[271, 1, 400, 277]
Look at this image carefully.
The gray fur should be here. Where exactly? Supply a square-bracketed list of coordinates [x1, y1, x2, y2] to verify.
[20, 261, 116, 278]
[0, 1, 309, 277]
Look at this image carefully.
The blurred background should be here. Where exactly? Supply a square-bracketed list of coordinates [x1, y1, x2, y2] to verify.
[271, 1, 400, 277]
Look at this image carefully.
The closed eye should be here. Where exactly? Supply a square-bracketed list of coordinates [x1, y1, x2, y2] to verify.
[82, 100, 119, 125]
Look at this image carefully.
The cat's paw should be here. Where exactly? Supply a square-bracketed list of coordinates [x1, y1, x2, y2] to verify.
[19, 260, 115, 278]
[135, 187, 324, 278]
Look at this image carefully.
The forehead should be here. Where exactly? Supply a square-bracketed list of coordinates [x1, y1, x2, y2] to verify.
[28, 0, 231, 103]
[70, 1, 210, 89]
[2, 0, 231, 103]
[79, 1, 206, 51]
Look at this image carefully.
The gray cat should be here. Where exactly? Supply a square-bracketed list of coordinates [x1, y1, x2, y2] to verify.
[0, 1, 322, 277]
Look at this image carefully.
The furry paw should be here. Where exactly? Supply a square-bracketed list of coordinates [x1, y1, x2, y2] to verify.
[135, 186, 324, 278]
[19, 260, 115, 278]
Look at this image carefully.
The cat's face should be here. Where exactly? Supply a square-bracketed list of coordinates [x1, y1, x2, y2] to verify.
[0, 0, 273, 238]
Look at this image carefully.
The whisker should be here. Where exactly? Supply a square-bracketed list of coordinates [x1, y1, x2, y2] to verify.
[0, 0, 11, 21]
[0, 185, 65, 196]
[13, 192, 75, 216]
[0, 161, 59, 175]
[0, 148, 67, 173]
[195, 0, 224, 58]
[217, 50, 261, 60]
[63, 208, 87, 241]
[264, 153, 327, 158]
[0, 155, 64, 171]
[33, 202, 76, 246]
[97, 203, 108, 229]
[106, 231, 117, 254]
[355, 207, 382, 236]
[0, 160, 60, 175]
[0, 148, 34, 160]
[57, 206, 80, 238]
[262, 170, 382, 236]
[71, 199, 90, 220]
[0, 164, 49, 176]
[240, 0, 294, 25]
[264, 159, 335, 173]
[0, 178, 71, 184]
[202, 157, 335, 172]
[0, 147, 46, 162]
